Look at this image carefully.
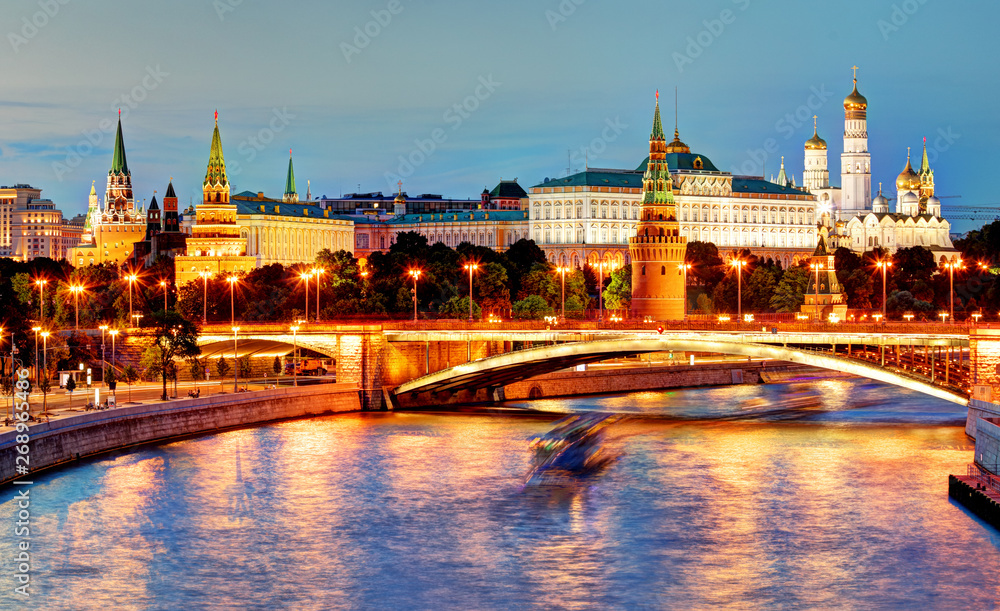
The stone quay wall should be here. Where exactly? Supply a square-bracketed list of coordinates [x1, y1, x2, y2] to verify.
[966, 399, 1000, 439]
[0, 384, 360, 485]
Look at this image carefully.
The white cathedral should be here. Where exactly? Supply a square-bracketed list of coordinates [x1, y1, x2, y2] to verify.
[790, 69, 958, 264]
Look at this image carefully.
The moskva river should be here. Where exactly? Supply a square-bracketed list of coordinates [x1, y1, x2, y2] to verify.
[3, 376, 999, 610]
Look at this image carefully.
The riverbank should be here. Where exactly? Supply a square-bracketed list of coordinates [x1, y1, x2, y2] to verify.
[0, 383, 360, 485]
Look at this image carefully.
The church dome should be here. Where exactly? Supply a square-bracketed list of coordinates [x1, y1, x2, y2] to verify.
[805, 130, 827, 150]
[927, 195, 941, 208]
[873, 193, 889, 208]
[843, 81, 867, 111]
[896, 158, 921, 191]
[900, 191, 919, 205]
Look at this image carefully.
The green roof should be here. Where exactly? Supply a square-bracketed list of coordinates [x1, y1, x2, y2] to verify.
[204, 117, 228, 187]
[489, 180, 527, 199]
[110, 116, 129, 176]
[285, 153, 296, 196]
[651, 98, 665, 140]
[636, 152, 720, 172]
[389, 210, 526, 224]
[533, 170, 643, 189]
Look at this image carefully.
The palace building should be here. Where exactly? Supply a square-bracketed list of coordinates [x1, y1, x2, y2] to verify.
[68, 116, 148, 267]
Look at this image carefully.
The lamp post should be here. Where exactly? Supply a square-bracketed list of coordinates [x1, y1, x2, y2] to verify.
[232, 326, 240, 394]
[678, 262, 692, 320]
[69, 284, 85, 332]
[126, 273, 138, 326]
[160, 280, 168, 312]
[41, 331, 49, 386]
[810, 262, 824, 322]
[408, 269, 422, 322]
[198, 270, 210, 324]
[463, 263, 478, 323]
[99, 324, 108, 386]
[109, 329, 119, 402]
[300, 271, 312, 322]
[731, 259, 746, 324]
[876, 260, 892, 321]
[943, 259, 963, 322]
[555, 266, 569, 322]
[313, 267, 324, 322]
[227, 276, 238, 327]
[290, 325, 299, 387]
[32, 326, 40, 390]
[34, 279, 47, 325]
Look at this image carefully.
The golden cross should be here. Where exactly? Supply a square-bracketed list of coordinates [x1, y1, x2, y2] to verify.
[813, 115, 817, 130]
[852, 65, 859, 80]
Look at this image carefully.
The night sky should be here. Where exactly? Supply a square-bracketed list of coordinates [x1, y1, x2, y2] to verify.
[1, 0, 995, 232]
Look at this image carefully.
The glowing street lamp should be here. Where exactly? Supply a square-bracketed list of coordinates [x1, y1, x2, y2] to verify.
[731, 259, 747, 323]
[126, 273, 139, 326]
[942, 259, 963, 321]
[809, 262, 825, 322]
[198, 270, 211, 324]
[678, 262, 692, 319]
[232, 326, 240, 394]
[299, 270, 313, 322]
[159, 280, 169, 312]
[290, 325, 300, 387]
[99, 324, 108, 386]
[32, 326, 41, 389]
[313, 267, 325, 322]
[876, 259, 892, 320]
[109, 329, 119, 401]
[227, 275, 239, 326]
[939, 312, 949, 324]
[555, 266, 570, 322]
[34, 279, 47, 324]
[972, 312, 983, 324]
[68, 284, 86, 332]
[41, 331, 50, 397]
[408, 269, 423, 322]
[463, 263, 479, 323]
[903, 313, 915, 323]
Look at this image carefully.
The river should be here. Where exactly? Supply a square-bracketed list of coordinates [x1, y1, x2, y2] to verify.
[2, 376, 999, 610]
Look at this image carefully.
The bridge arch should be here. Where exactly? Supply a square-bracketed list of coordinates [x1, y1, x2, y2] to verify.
[196, 334, 339, 360]
[394, 337, 968, 406]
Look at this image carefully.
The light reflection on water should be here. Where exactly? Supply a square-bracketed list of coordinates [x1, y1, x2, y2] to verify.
[1, 379, 998, 610]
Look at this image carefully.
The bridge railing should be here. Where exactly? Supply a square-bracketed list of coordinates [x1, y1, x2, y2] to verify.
[968, 463, 1000, 496]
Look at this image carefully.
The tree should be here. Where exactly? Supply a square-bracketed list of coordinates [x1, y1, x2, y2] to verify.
[65, 376, 77, 409]
[842, 268, 874, 309]
[696, 293, 713, 314]
[439, 296, 481, 320]
[685, 241, 725, 289]
[512, 295, 554, 320]
[564, 295, 585, 318]
[518, 263, 558, 306]
[238, 355, 252, 380]
[770, 266, 809, 313]
[121, 365, 140, 403]
[38, 370, 52, 418]
[188, 357, 206, 382]
[603, 264, 632, 311]
[147, 310, 202, 401]
[477, 262, 511, 315]
[273, 356, 282, 376]
[745, 266, 779, 313]
[216, 356, 231, 391]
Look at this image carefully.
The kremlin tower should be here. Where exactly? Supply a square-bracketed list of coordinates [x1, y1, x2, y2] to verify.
[840, 67, 872, 213]
[628, 92, 688, 320]
[162, 179, 180, 232]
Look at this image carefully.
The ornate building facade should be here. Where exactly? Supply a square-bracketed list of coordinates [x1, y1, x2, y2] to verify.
[68, 116, 147, 267]
[629, 94, 687, 320]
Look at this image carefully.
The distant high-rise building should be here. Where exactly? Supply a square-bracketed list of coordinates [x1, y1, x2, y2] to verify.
[0, 184, 72, 261]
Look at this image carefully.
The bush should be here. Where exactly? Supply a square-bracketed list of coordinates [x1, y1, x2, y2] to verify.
[512, 295, 554, 320]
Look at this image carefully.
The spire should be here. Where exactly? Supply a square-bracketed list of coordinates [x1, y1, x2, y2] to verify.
[650, 90, 665, 140]
[285, 149, 296, 196]
[110, 113, 129, 176]
[813, 233, 829, 257]
[919, 137, 931, 173]
[165, 179, 177, 199]
[306, 179, 311, 201]
[148, 193, 159, 210]
[204, 112, 229, 187]
[776, 156, 789, 186]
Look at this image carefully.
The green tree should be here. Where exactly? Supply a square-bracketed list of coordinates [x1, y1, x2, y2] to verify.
[147, 310, 202, 401]
[478, 262, 511, 315]
[685, 241, 725, 289]
[121, 365, 140, 403]
[188, 356, 206, 381]
[517, 263, 558, 306]
[216, 357, 231, 389]
[603, 264, 632, 311]
[770, 266, 809, 312]
[273, 356, 282, 376]
[65, 376, 77, 409]
[512, 294, 554, 320]
[696, 293, 713, 314]
[842, 268, 874, 309]
[745, 266, 779, 313]
[238, 355, 252, 380]
[439, 296, 481, 320]
[564, 295, 585, 319]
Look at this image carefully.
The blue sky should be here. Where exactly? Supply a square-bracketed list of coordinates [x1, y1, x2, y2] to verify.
[0, 0, 996, 232]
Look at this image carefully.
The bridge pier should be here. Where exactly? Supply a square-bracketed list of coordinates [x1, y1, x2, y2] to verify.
[971, 329, 1000, 402]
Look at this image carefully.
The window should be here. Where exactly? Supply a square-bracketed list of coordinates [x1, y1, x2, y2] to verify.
[641, 265, 646, 276]
[660, 265, 666, 275]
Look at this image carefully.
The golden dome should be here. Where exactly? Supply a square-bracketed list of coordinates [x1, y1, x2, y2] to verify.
[843, 80, 867, 111]
[805, 129, 827, 150]
[896, 155, 920, 191]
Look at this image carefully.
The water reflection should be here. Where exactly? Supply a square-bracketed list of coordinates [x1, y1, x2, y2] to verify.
[0, 381, 996, 609]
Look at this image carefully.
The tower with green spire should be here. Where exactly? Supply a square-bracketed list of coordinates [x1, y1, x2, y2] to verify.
[629, 91, 688, 321]
[203, 110, 230, 205]
[283, 149, 298, 203]
[107, 112, 134, 210]
[918, 136, 935, 206]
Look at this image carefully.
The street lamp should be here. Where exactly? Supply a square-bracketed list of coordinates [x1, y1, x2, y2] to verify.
[198, 270, 211, 324]
[227, 275, 239, 327]
[34, 279, 47, 325]
[299, 270, 312, 322]
[313, 267, 325, 322]
[32, 326, 40, 390]
[731, 259, 747, 323]
[463, 263, 479, 323]
[876, 259, 892, 321]
[290, 325, 299, 387]
[942, 259, 963, 322]
[131, 313, 144, 328]
[41, 330, 49, 378]
[160, 280, 169, 312]
[809, 262, 825, 322]
[359, 270, 369, 299]
[99, 324, 108, 386]
[596, 261, 615, 324]
[69, 284, 85, 332]
[126, 273, 139, 326]
[939, 312, 949, 324]
[678, 262, 692, 320]
[232, 326, 240, 394]
[972, 312, 983, 325]
[408, 269, 422, 322]
[109, 329, 119, 402]
[555, 266, 569, 322]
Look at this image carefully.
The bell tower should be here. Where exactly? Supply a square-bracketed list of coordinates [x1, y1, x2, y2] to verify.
[629, 91, 688, 320]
